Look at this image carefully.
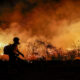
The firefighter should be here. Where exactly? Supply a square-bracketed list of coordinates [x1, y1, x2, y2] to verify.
[4, 37, 24, 62]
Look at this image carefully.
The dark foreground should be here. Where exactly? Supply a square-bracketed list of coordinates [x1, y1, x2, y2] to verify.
[0, 60, 80, 80]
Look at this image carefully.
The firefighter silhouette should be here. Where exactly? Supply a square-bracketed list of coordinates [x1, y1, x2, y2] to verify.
[4, 37, 24, 62]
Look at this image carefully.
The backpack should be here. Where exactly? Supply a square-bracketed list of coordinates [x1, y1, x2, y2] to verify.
[4, 44, 13, 55]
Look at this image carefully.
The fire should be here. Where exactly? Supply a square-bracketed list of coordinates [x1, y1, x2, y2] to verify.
[0, 21, 80, 61]
[0, 43, 8, 55]
[0, 0, 80, 61]
[67, 48, 73, 51]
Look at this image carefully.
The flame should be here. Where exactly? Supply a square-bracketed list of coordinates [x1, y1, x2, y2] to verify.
[0, 0, 80, 61]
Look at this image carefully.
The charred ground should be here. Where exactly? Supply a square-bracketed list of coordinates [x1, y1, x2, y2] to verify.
[0, 60, 80, 80]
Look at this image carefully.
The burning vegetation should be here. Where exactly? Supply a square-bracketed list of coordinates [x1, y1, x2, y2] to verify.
[0, 0, 80, 61]
[0, 38, 80, 61]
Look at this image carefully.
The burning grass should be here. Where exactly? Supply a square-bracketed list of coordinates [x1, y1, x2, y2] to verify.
[0, 39, 80, 61]
[0, 0, 80, 61]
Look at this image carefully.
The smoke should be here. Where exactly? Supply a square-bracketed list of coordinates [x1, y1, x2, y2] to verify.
[0, 0, 80, 60]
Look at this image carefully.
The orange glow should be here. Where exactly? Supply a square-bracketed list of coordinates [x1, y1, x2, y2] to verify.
[0, 0, 80, 61]
[52, 21, 80, 50]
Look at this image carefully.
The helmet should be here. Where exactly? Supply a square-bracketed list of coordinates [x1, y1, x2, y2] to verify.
[13, 37, 20, 44]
